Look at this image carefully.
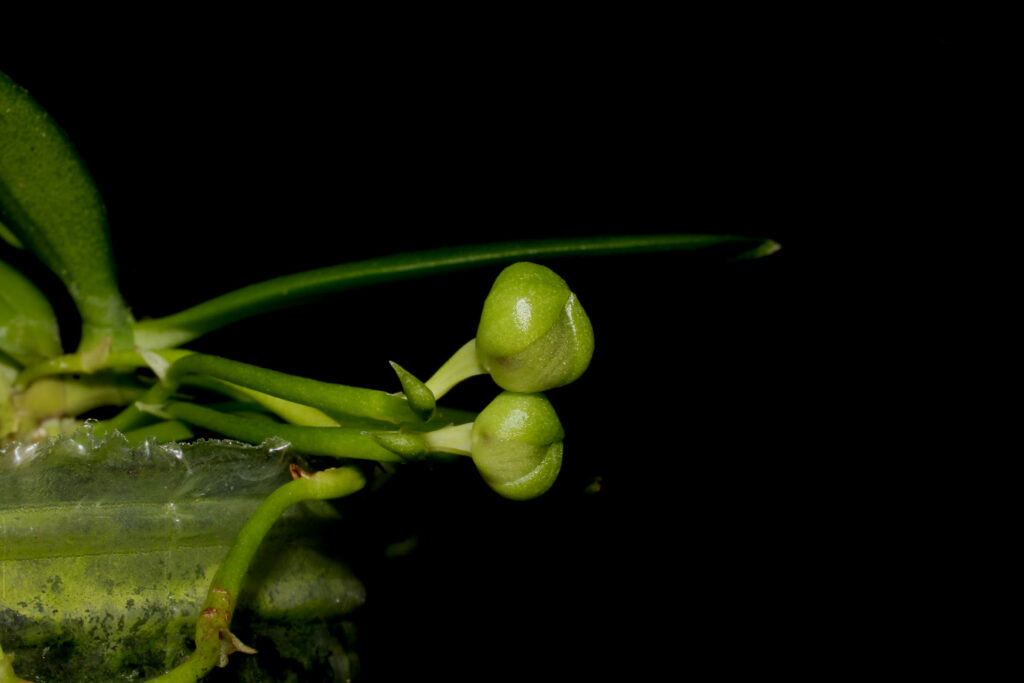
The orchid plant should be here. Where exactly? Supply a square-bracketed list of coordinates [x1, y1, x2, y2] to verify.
[0, 70, 779, 681]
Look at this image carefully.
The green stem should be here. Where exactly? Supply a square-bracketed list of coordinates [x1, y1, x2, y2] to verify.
[121, 420, 194, 446]
[17, 349, 349, 429]
[183, 376, 479, 430]
[424, 338, 486, 400]
[182, 376, 342, 427]
[100, 352, 419, 435]
[133, 235, 779, 348]
[422, 422, 474, 455]
[14, 376, 144, 420]
[160, 402, 404, 462]
[159, 354, 415, 423]
[370, 422, 474, 460]
[15, 348, 189, 388]
[150, 466, 365, 682]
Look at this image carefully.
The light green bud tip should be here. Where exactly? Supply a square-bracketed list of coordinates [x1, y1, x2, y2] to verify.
[471, 391, 564, 501]
[475, 262, 594, 392]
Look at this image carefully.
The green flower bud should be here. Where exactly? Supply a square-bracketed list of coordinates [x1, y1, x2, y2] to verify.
[471, 391, 564, 501]
[475, 262, 594, 392]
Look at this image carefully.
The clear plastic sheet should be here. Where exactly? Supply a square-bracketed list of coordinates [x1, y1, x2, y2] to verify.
[0, 426, 364, 681]
[1, 427, 293, 560]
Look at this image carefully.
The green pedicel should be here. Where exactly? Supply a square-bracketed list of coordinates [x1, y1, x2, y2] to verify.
[153, 466, 365, 682]
[374, 390, 565, 501]
[424, 261, 595, 399]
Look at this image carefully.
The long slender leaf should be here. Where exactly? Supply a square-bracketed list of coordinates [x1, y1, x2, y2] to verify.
[134, 234, 778, 348]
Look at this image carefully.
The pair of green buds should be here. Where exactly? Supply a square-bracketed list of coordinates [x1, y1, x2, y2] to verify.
[385, 261, 594, 500]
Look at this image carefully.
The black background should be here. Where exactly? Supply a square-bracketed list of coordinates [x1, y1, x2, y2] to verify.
[2, 16, 965, 682]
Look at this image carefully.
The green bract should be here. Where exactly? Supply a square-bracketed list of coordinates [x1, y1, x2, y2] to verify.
[471, 391, 564, 501]
[476, 262, 594, 393]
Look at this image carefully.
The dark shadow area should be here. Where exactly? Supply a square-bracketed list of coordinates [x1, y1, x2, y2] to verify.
[1, 16, 964, 681]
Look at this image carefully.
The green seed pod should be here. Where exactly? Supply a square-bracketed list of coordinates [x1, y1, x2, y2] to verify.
[471, 391, 564, 501]
[475, 262, 594, 392]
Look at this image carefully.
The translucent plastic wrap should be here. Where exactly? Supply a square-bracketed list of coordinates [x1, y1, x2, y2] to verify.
[0, 427, 365, 682]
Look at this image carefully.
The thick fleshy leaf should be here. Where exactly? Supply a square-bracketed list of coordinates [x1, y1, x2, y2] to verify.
[0, 257, 62, 366]
[0, 71, 133, 351]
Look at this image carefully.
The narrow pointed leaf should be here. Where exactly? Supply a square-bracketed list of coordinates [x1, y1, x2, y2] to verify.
[134, 234, 779, 348]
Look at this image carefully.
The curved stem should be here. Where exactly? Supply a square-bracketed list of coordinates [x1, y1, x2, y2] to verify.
[122, 420, 193, 446]
[424, 338, 486, 400]
[133, 235, 779, 348]
[150, 466, 365, 682]
[422, 422, 474, 455]
[183, 375, 478, 430]
[161, 402, 404, 462]
[15, 348, 189, 388]
[17, 348, 353, 430]
[184, 376, 341, 427]
[100, 352, 419, 435]
[14, 376, 144, 420]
